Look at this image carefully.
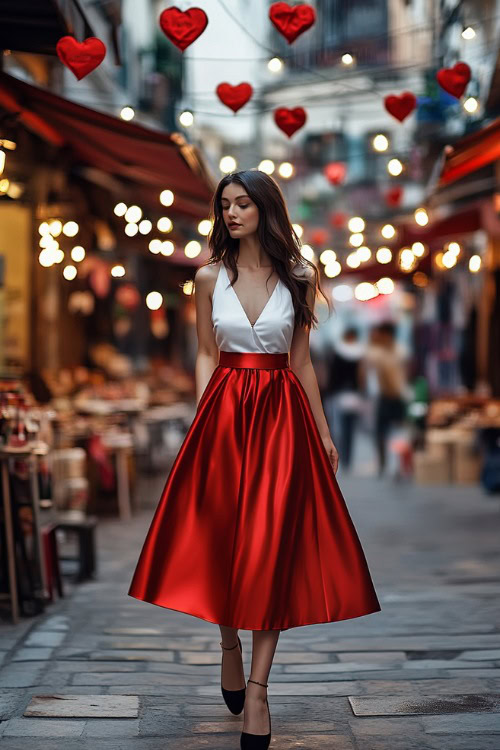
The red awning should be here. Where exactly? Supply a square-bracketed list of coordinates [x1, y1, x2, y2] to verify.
[437, 117, 500, 187]
[0, 72, 215, 218]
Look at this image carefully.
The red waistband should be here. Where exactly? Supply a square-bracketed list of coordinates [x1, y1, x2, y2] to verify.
[218, 351, 289, 369]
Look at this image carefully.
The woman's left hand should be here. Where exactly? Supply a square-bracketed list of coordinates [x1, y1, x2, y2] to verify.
[322, 435, 339, 474]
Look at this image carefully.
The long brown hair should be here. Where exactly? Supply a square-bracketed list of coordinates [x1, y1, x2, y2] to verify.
[203, 170, 331, 329]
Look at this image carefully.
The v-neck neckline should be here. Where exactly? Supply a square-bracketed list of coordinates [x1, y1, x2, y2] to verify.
[222, 263, 280, 328]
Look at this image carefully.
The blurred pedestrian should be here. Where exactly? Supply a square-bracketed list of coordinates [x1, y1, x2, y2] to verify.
[324, 327, 364, 471]
[363, 322, 408, 476]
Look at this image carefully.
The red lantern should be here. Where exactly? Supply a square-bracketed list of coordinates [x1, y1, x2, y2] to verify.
[216, 82, 253, 113]
[385, 186, 403, 207]
[436, 62, 471, 98]
[323, 162, 346, 186]
[116, 284, 140, 310]
[384, 92, 417, 122]
[56, 36, 106, 80]
[269, 2, 316, 44]
[329, 211, 347, 228]
[310, 228, 328, 246]
[274, 107, 307, 137]
[159, 7, 208, 51]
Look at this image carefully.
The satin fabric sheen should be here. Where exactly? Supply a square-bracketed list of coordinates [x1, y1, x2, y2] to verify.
[128, 350, 381, 630]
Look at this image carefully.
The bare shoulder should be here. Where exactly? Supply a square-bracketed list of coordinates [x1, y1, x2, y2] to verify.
[194, 261, 221, 287]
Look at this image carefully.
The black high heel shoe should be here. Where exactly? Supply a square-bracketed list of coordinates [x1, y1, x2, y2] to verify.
[220, 635, 246, 715]
[240, 678, 271, 750]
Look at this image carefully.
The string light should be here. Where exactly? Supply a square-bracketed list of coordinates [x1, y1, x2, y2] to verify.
[462, 25, 476, 39]
[412, 242, 426, 257]
[442, 250, 457, 268]
[198, 219, 212, 236]
[39, 249, 54, 267]
[49, 219, 62, 237]
[0, 178, 8, 193]
[357, 246, 372, 262]
[346, 252, 361, 268]
[125, 205, 142, 223]
[114, 202, 127, 217]
[324, 260, 341, 278]
[63, 221, 79, 237]
[146, 291, 163, 310]
[160, 189, 174, 207]
[377, 277, 395, 295]
[125, 223, 138, 237]
[278, 162, 294, 178]
[179, 110, 194, 127]
[38, 222, 50, 235]
[414, 208, 429, 226]
[469, 254, 481, 272]
[355, 282, 378, 301]
[258, 159, 275, 174]
[139, 219, 153, 235]
[63, 265, 77, 280]
[220, 155, 237, 173]
[348, 216, 365, 233]
[400, 247, 416, 270]
[120, 106, 135, 121]
[71, 246, 85, 262]
[185, 240, 202, 258]
[268, 57, 283, 73]
[183, 280, 194, 295]
[157, 216, 173, 233]
[149, 239, 162, 254]
[111, 264, 126, 277]
[161, 240, 175, 256]
[54, 249, 64, 264]
[381, 224, 396, 239]
[349, 233, 364, 247]
[372, 134, 389, 152]
[447, 241, 461, 256]
[464, 97, 478, 113]
[301, 244, 315, 261]
[292, 223, 303, 238]
[320, 249, 337, 264]
[341, 53, 355, 65]
[387, 158, 403, 176]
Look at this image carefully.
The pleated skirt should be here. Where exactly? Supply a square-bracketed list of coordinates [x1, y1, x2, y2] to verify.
[128, 350, 381, 630]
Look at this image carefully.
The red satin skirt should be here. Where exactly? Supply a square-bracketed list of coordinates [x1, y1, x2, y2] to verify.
[128, 350, 381, 631]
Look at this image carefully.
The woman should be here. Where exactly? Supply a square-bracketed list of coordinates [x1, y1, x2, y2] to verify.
[128, 170, 381, 749]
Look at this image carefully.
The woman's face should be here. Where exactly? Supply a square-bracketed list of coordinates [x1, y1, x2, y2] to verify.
[220, 182, 259, 238]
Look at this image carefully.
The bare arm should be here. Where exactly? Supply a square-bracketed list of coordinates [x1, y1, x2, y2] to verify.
[289, 267, 339, 473]
[193, 264, 219, 406]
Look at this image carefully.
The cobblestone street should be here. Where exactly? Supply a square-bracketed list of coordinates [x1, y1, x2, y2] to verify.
[1, 470, 500, 749]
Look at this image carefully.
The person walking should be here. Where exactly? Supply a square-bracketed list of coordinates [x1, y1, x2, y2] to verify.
[364, 321, 408, 476]
[128, 170, 381, 749]
[324, 327, 365, 471]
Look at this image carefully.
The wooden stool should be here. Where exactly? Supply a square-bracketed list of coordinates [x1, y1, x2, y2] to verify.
[55, 515, 97, 582]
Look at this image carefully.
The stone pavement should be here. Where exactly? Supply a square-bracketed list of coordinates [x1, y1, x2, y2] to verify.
[1, 469, 500, 749]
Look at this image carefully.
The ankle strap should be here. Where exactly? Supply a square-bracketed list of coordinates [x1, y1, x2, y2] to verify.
[248, 678, 268, 688]
[219, 640, 239, 650]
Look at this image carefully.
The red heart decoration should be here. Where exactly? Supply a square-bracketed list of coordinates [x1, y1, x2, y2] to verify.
[274, 107, 306, 137]
[323, 162, 346, 186]
[436, 62, 471, 98]
[329, 211, 347, 228]
[56, 36, 106, 80]
[216, 82, 253, 113]
[269, 2, 316, 44]
[385, 186, 403, 207]
[159, 7, 208, 51]
[384, 92, 417, 122]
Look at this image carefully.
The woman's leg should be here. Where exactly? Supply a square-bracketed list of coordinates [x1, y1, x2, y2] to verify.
[244, 629, 280, 734]
[219, 625, 245, 690]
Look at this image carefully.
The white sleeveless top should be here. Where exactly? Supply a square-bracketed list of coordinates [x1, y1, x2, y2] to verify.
[211, 262, 295, 353]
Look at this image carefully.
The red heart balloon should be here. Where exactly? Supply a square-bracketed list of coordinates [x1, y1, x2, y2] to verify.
[56, 36, 106, 80]
[216, 82, 253, 113]
[436, 62, 471, 98]
[385, 186, 403, 207]
[269, 2, 316, 44]
[274, 107, 307, 137]
[159, 7, 208, 51]
[323, 162, 346, 186]
[384, 92, 417, 122]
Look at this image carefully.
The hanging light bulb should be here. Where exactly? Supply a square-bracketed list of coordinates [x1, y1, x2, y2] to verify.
[412, 242, 426, 257]
[63, 221, 79, 237]
[149, 239, 162, 254]
[414, 208, 429, 226]
[464, 97, 478, 113]
[49, 219, 62, 237]
[114, 202, 127, 217]
[387, 158, 403, 176]
[185, 240, 201, 258]
[198, 219, 212, 236]
[346, 252, 361, 269]
[220, 155, 237, 173]
[146, 291, 163, 310]
[381, 224, 396, 239]
[292, 223, 303, 238]
[125, 205, 142, 223]
[125, 223, 139, 237]
[161, 240, 175, 256]
[348, 217, 365, 233]
[268, 57, 283, 73]
[179, 110, 194, 127]
[357, 246, 372, 263]
[157, 216, 173, 233]
[377, 277, 394, 295]
[372, 134, 389, 152]
[462, 26, 476, 39]
[341, 53, 354, 65]
[469, 254, 481, 272]
[160, 189, 174, 207]
[63, 265, 77, 280]
[120, 106, 135, 121]
[320, 249, 337, 265]
[258, 159, 275, 175]
[139, 219, 153, 235]
[300, 244, 314, 261]
[324, 260, 341, 278]
[38, 222, 51, 235]
[71, 246, 86, 262]
[278, 162, 294, 178]
[111, 264, 126, 277]
[349, 233, 364, 247]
